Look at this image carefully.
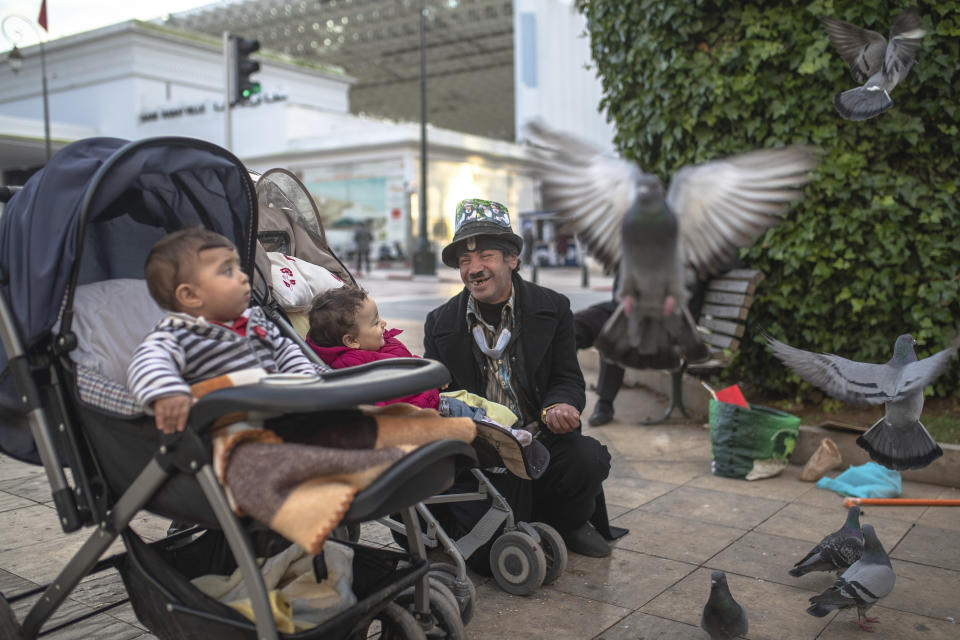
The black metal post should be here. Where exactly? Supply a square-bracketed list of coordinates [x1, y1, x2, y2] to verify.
[413, 0, 436, 275]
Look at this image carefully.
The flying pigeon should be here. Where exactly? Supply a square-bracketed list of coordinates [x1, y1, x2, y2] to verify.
[823, 9, 927, 121]
[765, 333, 957, 470]
[525, 120, 816, 370]
[789, 506, 864, 577]
[700, 570, 749, 640]
[807, 524, 896, 632]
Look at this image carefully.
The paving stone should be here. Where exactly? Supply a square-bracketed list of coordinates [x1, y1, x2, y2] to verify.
[817, 605, 959, 639]
[592, 610, 703, 639]
[601, 475, 679, 510]
[551, 547, 695, 610]
[640, 486, 787, 529]
[601, 424, 712, 463]
[0, 532, 125, 584]
[639, 566, 832, 639]
[688, 464, 812, 501]
[467, 581, 631, 640]
[706, 530, 841, 593]
[916, 499, 960, 532]
[618, 460, 710, 485]
[890, 524, 960, 572]
[0, 472, 58, 505]
[0, 504, 65, 552]
[11, 592, 145, 640]
[0, 490, 35, 513]
[884, 559, 960, 621]
[0, 458, 43, 483]
[0, 566, 36, 594]
[610, 510, 746, 564]
[754, 502, 912, 550]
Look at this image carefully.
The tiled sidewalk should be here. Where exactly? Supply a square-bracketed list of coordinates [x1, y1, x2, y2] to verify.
[1, 381, 958, 639]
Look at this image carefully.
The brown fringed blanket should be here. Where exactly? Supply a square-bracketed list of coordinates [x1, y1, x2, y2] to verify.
[190, 372, 476, 555]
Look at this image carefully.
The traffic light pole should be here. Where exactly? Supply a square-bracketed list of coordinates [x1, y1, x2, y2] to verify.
[223, 31, 232, 152]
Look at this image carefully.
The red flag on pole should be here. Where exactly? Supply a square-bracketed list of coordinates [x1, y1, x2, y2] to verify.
[38, 0, 48, 32]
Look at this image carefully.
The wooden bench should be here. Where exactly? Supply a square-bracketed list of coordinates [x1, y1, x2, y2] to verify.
[642, 268, 764, 424]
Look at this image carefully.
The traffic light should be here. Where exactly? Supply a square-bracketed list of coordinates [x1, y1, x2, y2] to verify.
[230, 35, 261, 104]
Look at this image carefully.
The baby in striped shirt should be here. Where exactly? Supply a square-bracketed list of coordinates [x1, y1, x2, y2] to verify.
[127, 228, 323, 434]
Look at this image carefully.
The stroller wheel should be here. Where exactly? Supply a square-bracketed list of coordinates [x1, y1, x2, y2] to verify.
[530, 522, 568, 585]
[0, 596, 21, 639]
[427, 563, 476, 625]
[489, 531, 547, 595]
[395, 580, 466, 640]
[364, 602, 427, 640]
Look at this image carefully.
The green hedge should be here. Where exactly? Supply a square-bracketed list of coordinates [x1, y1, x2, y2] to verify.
[576, 0, 960, 399]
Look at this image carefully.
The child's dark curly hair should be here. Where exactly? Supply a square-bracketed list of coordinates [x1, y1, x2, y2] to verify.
[307, 286, 369, 347]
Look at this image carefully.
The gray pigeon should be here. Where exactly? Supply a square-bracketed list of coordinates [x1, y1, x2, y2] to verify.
[807, 524, 896, 632]
[765, 333, 957, 470]
[823, 9, 927, 120]
[789, 506, 864, 577]
[700, 570, 748, 640]
[525, 120, 816, 370]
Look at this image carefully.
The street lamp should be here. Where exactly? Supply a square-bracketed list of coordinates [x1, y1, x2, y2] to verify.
[3, 15, 52, 163]
[412, 0, 436, 275]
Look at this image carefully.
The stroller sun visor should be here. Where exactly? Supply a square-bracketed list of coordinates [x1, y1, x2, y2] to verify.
[0, 136, 257, 350]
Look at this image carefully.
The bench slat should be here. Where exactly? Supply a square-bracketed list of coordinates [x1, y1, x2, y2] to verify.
[704, 291, 753, 308]
[706, 278, 759, 296]
[699, 317, 745, 338]
[701, 303, 748, 321]
[721, 269, 766, 285]
[699, 331, 740, 351]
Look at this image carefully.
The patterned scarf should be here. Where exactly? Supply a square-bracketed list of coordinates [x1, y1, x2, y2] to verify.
[466, 290, 522, 421]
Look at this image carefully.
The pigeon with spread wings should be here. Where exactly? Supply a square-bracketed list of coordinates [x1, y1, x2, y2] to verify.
[525, 121, 816, 370]
[765, 333, 957, 470]
[823, 9, 927, 121]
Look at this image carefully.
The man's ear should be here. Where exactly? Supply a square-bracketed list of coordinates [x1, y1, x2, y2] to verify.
[505, 253, 519, 271]
[174, 283, 202, 311]
[343, 333, 360, 349]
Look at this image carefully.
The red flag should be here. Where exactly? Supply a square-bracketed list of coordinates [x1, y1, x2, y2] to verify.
[38, 0, 48, 32]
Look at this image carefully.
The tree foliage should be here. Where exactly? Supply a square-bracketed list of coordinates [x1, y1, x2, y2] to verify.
[576, 0, 960, 399]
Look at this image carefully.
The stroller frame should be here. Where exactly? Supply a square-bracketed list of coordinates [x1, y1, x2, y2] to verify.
[0, 136, 474, 640]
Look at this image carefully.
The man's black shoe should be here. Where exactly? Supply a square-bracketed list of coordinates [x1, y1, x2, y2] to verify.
[560, 522, 611, 557]
[588, 401, 614, 426]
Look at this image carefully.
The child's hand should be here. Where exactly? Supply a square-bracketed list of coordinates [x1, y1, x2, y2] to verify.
[152, 394, 196, 434]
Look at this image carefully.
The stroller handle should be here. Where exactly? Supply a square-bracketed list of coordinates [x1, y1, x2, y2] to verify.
[189, 357, 450, 428]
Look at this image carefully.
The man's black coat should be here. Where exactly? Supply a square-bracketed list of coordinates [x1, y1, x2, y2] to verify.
[423, 272, 585, 423]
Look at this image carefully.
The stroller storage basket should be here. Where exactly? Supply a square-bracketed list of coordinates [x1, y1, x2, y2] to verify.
[119, 529, 427, 640]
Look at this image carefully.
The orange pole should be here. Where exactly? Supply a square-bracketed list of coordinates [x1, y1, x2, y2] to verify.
[844, 497, 960, 508]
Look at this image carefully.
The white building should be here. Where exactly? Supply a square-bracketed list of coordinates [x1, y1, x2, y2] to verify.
[0, 0, 613, 260]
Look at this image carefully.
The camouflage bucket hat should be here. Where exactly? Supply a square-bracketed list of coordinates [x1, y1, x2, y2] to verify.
[441, 198, 524, 268]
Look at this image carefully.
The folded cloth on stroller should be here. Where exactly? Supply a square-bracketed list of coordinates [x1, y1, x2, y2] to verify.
[189, 370, 477, 555]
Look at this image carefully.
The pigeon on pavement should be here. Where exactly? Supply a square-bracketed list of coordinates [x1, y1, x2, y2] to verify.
[789, 506, 864, 577]
[526, 120, 816, 370]
[765, 333, 957, 470]
[701, 570, 749, 640]
[823, 9, 927, 120]
[807, 524, 896, 632]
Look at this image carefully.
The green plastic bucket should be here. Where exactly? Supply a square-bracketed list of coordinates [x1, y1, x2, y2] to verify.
[709, 400, 800, 479]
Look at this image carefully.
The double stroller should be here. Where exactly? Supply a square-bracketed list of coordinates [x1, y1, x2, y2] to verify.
[0, 136, 477, 639]
[244, 167, 570, 600]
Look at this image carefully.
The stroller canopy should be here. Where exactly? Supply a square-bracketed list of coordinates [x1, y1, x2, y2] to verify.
[0, 136, 257, 349]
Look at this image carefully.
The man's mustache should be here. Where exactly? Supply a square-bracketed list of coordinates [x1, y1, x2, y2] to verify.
[468, 270, 490, 281]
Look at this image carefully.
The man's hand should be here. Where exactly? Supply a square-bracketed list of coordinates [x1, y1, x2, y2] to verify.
[543, 403, 580, 434]
[152, 394, 195, 434]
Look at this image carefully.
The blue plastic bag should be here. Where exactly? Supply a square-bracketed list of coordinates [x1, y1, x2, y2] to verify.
[816, 462, 902, 498]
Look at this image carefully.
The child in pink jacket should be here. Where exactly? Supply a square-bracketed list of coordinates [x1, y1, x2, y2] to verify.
[305, 287, 524, 435]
